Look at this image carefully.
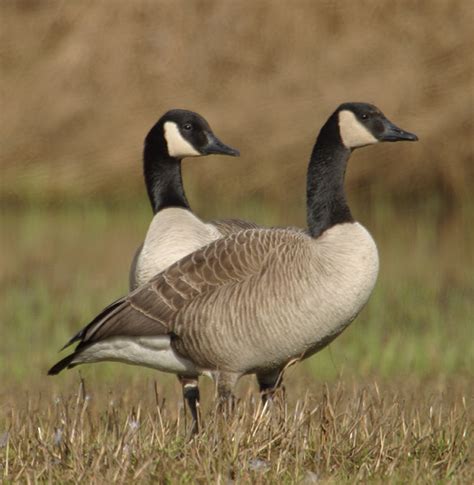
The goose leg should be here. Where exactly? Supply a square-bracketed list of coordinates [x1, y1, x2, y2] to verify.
[257, 368, 285, 404]
[216, 372, 239, 413]
[179, 376, 200, 435]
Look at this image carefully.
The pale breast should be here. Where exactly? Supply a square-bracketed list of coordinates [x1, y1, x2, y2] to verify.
[249, 223, 379, 371]
[176, 223, 379, 375]
[134, 208, 221, 288]
[283, 222, 379, 361]
[303, 222, 380, 349]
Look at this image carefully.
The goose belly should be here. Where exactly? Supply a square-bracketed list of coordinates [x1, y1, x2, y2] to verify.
[74, 336, 201, 376]
[134, 208, 221, 287]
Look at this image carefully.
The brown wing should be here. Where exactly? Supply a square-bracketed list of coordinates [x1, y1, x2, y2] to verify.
[72, 228, 303, 353]
[128, 228, 280, 327]
[127, 228, 309, 369]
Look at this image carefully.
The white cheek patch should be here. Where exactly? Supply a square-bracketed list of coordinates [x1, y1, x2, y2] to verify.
[164, 121, 201, 158]
[338, 110, 378, 149]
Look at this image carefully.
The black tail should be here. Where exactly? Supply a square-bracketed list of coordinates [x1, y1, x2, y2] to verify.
[48, 352, 77, 375]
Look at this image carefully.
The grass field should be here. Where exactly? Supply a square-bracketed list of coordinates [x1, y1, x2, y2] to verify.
[0, 199, 472, 482]
[1, 0, 472, 481]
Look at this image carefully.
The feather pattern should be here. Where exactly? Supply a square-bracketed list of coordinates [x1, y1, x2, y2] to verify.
[130, 211, 260, 290]
[71, 223, 378, 376]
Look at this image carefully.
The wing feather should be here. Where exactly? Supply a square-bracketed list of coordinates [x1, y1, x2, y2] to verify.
[53, 228, 308, 374]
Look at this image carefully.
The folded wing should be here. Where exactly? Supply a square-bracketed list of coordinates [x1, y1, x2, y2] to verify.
[51, 228, 308, 374]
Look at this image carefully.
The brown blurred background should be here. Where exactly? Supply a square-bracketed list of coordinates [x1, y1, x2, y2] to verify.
[1, 0, 472, 210]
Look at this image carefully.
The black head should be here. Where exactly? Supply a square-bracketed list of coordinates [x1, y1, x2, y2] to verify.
[145, 109, 239, 159]
[335, 102, 418, 149]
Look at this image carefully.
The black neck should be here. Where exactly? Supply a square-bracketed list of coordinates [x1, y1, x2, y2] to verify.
[306, 116, 353, 238]
[143, 145, 190, 214]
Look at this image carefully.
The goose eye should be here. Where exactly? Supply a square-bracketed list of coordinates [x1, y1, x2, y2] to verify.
[183, 123, 193, 131]
[361, 114, 369, 120]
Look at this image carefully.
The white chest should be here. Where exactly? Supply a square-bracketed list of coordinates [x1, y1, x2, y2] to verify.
[302, 223, 379, 349]
[134, 208, 221, 287]
[263, 223, 380, 365]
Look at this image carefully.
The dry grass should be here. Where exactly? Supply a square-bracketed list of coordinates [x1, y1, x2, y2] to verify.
[1, 378, 471, 483]
[1, 0, 473, 206]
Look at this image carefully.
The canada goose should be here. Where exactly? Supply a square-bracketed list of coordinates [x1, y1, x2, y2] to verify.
[123, 109, 255, 428]
[129, 109, 241, 291]
[49, 103, 417, 412]
[126, 109, 262, 429]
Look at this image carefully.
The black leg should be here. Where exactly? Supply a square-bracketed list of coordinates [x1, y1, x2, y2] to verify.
[257, 368, 285, 404]
[179, 377, 200, 435]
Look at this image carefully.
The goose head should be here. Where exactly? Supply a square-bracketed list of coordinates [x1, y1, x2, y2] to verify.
[336, 102, 418, 150]
[145, 109, 240, 160]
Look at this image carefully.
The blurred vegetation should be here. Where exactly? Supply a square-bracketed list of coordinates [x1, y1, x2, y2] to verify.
[0, 199, 472, 385]
[0, 0, 473, 207]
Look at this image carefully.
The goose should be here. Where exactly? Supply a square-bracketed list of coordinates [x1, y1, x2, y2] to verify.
[49, 102, 417, 413]
[119, 109, 256, 428]
[119, 109, 264, 429]
[129, 109, 246, 292]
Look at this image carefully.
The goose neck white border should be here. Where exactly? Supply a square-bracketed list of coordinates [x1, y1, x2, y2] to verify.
[338, 110, 378, 149]
[164, 121, 200, 158]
